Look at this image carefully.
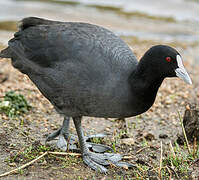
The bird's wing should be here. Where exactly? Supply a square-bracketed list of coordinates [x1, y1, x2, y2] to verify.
[9, 17, 137, 74]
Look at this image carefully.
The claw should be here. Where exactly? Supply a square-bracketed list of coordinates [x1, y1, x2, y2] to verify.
[57, 135, 68, 151]
[82, 151, 136, 173]
[104, 153, 122, 163]
[83, 153, 108, 173]
[45, 128, 61, 142]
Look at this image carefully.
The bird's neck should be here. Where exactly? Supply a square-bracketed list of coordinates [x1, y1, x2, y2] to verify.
[129, 57, 164, 104]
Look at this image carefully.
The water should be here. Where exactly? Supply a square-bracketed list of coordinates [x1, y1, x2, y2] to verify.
[1, 0, 199, 22]
[65, 0, 199, 22]
[0, 0, 66, 21]
[0, 0, 198, 45]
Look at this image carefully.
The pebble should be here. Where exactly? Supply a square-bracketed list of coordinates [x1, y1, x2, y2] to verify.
[159, 134, 168, 139]
[143, 132, 155, 141]
[9, 162, 17, 167]
[121, 138, 135, 145]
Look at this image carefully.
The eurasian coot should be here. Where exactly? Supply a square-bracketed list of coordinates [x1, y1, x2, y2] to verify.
[0, 17, 192, 173]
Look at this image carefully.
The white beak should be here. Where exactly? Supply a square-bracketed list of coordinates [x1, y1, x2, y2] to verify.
[175, 55, 192, 84]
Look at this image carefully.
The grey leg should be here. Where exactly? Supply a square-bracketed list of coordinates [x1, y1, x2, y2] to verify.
[56, 117, 71, 151]
[73, 116, 137, 173]
[73, 116, 108, 173]
[46, 117, 114, 153]
[46, 117, 70, 141]
[46, 117, 74, 151]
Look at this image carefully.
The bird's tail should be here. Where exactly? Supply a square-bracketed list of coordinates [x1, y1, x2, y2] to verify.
[18, 17, 63, 31]
[0, 47, 11, 59]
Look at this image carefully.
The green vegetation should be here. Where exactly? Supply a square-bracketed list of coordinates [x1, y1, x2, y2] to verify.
[90, 137, 104, 144]
[161, 141, 199, 179]
[21, 144, 50, 160]
[7, 142, 51, 163]
[0, 91, 31, 118]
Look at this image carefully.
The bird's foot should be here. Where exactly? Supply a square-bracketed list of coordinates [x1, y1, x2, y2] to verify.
[46, 130, 113, 153]
[83, 151, 136, 173]
[45, 127, 78, 151]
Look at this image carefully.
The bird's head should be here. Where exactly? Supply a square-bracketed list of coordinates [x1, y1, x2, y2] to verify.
[143, 45, 192, 84]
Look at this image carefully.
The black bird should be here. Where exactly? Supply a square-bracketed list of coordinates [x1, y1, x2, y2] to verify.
[0, 17, 192, 173]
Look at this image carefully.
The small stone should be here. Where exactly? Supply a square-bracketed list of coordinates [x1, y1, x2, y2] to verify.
[41, 159, 47, 165]
[120, 133, 129, 139]
[186, 104, 190, 110]
[100, 177, 106, 180]
[159, 134, 168, 139]
[121, 138, 135, 145]
[105, 127, 110, 131]
[9, 162, 17, 167]
[143, 132, 155, 141]
[122, 165, 128, 170]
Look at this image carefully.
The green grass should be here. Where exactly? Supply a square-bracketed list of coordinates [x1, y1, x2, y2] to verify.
[0, 91, 31, 118]
[90, 137, 104, 144]
[161, 141, 199, 179]
[7, 142, 51, 164]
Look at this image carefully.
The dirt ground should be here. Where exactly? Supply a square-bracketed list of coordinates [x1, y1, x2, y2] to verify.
[0, 38, 199, 179]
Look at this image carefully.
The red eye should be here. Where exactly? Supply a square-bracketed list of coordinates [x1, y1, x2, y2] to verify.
[166, 57, 172, 62]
